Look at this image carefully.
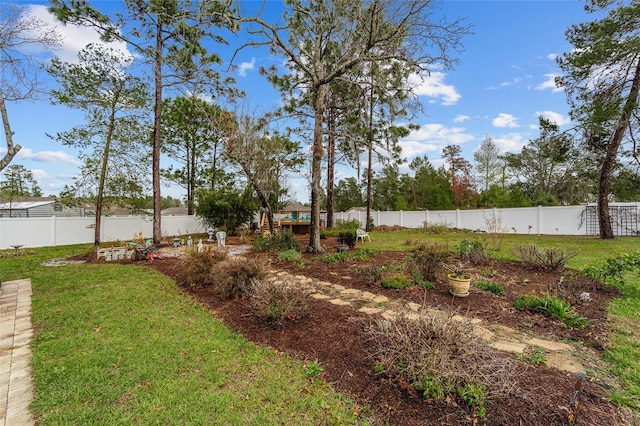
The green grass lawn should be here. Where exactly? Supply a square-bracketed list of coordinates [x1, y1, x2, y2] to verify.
[2, 229, 640, 422]
[2, 245, 366, 425]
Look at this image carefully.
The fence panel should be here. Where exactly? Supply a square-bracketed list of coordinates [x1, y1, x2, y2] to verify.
[0, 215, 204, 249]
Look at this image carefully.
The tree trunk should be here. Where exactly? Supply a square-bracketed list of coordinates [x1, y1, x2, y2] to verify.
[598, 58, 640, 239]
[365, 85, 374, 232]
[152, 23, 163, 244]
[0, 89, 22, 172]
[308, 84, 327, 252]
[94, 110, 116, 246]
[326, 112, 335, 228]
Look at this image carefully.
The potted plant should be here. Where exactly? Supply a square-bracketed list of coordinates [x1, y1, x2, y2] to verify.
[444, 263, 472, 297]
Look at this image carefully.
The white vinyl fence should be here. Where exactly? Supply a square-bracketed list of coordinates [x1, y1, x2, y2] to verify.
[0, 215, 204, 250]
[335, 204, 640, 237]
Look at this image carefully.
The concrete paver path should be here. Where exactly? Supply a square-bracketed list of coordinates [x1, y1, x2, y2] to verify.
[0, 279, 34, 426]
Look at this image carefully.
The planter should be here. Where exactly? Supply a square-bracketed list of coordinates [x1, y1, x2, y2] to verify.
[448, 274, 471, 297]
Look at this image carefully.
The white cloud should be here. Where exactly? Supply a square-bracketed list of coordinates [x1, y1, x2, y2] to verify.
[408, 71, 461, 106]
[492, 113, 519, 128]
[453, 114, 470, 123]
[238, 57, 256, 77]
[536, 110, 571, 126]
[398, 123, 474, 161]
[16, 148, 80, 166]
[547, 53, 558, 61]
[494, 133, 526, 152]
[535, 73, 563, 93]
[24, 5, 131, 64]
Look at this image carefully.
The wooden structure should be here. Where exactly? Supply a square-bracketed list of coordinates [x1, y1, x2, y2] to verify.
[259, 202, 326, 234]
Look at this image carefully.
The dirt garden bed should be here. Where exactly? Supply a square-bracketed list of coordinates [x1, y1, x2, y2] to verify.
[89, 235, 635, 425]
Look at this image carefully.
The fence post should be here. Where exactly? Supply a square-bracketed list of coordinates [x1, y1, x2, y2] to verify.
[50, 216, 57, 246]
[399, 210, 403, 227]
[537, 205, 542, 235]
[456, 209, 461, 228]
[425, 210, 429, 227]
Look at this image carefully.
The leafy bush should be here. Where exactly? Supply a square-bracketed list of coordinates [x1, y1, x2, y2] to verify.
[583, 250, 640, 286]
[211, 257, 268, 299]
[381, 273, 412, 289]
[248, 278, 308, 326]
[334, 218, 361, 231]
[513, 295, 588, 328]
[277, 249, 302, 262]
[368, 314, 516, 418]
[474, 280, 505, 296]
[252, 229, 301, 253]
[182, 248, 227, 289]
[410, 242, 450, 283]
[515, 245, 577, 272]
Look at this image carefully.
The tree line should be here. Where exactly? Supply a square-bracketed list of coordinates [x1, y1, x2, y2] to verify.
[1, 0, 638, 247]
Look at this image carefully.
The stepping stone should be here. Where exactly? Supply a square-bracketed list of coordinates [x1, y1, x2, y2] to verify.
[340, 289, 361, 296]
[329, 299, 351, 306]
[489, 340, 527, 353]
[490, 324, 527, 341]
[381, 311, 398, 320]
[372, 295, 388, 303]
[332, 284, 346, 291]
[526, 338, 572, 352]
[310, 293, 330, 300]
[406, 302, 421, 312]
[546, 352, 585, 374]
[361, 291, 376, 300]
[472, 325, 494, 341]
[358, 307, 383, 315]
[405, 312, 420, 320]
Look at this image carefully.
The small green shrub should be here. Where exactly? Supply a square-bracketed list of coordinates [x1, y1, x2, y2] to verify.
[517, 346, 547, 365]
[513, 295, 588, 328]
[252, 229, 300, 253]
[474, 280, 505, 296]
[381, 273, 412, 289]
[515, 245, 577, 272]
[323, 252, 350, 263]
[278, 249, 302, 262]
[249, 278, 308, 325]
[583, 250, 640, 286]
[303, 360, 324, 378]
[457, 383, 487, 419]
[334, 218, 361, 231]
[353, 248, 376, 260]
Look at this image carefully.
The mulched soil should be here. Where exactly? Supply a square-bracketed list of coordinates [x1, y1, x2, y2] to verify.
[86, 234, 637, 425]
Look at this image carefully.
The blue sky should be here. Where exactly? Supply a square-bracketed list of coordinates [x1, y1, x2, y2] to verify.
[2, 1, 595, 203]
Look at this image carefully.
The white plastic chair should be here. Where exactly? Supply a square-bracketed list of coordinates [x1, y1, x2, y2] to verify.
[356, 228, 370, 242]
[216, 231, 226, 247]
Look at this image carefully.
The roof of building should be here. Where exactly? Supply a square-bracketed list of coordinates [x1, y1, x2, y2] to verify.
[0, 200, 55, 210]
